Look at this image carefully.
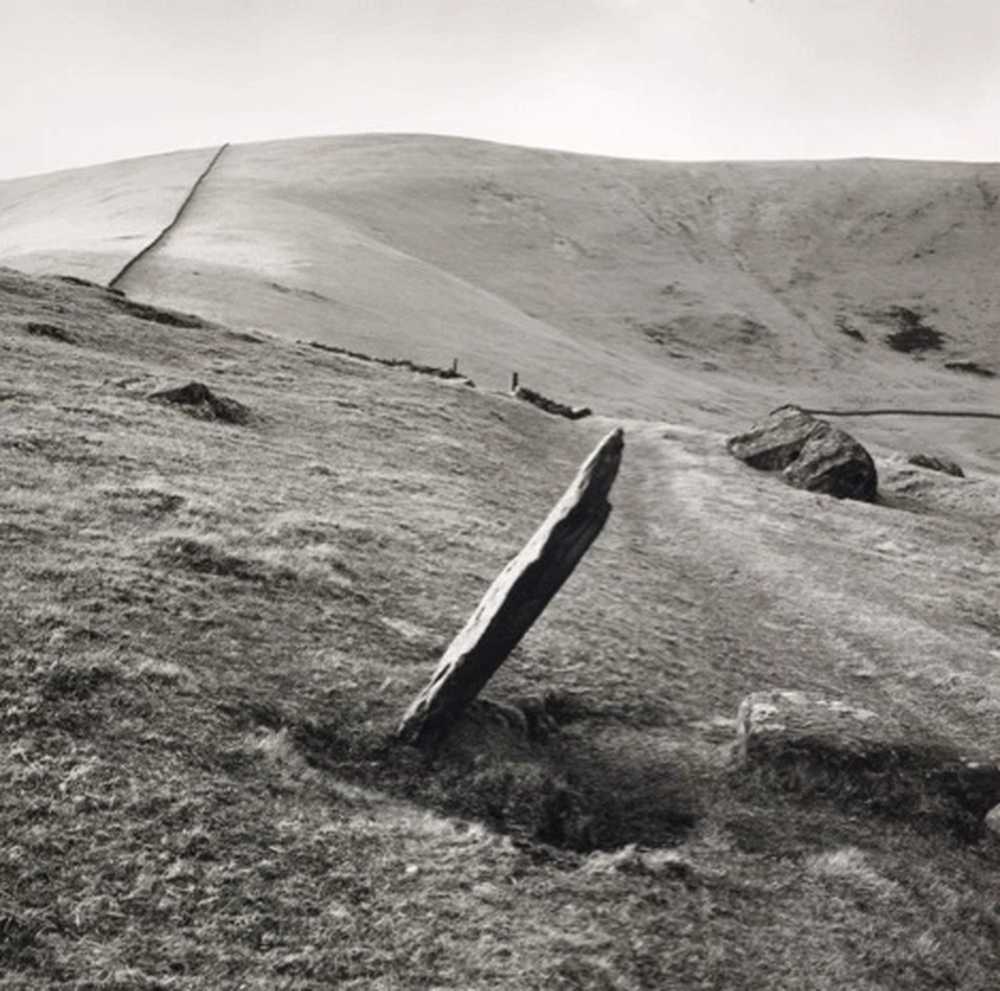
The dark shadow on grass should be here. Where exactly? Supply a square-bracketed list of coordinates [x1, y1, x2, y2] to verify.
[286, 695, 699, 854]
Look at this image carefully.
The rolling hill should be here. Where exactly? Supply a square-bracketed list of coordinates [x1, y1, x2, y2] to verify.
[2, 137, 1000, 988]
[1, 134, 997, 468]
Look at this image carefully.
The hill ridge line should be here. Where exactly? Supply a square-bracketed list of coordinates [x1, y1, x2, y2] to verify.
[107, 143, 229, 290]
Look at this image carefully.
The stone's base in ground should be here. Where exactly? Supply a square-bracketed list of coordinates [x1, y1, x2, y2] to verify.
[736, 690, 1000, 836]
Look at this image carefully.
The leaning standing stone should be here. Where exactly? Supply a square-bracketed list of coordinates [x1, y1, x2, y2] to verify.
[397, 427, 624, 745]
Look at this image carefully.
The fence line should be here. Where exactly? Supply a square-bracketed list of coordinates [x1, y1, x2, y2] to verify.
[108, 143, 229, 290]
[802, 407, 1000, 421]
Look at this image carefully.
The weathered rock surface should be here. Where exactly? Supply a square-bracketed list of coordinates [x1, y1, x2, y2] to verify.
[783, 425, 879, 500]
[727, 405, 878, 501]
[726, 405, 820, 470]
[397, 427, 623, 745]
[737, 690, 1000, 835]
[907, 452, 965, 478]
[148, 381, 250, 425]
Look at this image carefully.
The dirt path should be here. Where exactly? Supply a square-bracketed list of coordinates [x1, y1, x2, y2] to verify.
[575, 418, 1000, 756]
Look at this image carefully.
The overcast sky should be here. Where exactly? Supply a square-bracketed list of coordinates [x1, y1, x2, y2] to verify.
[3, 0, 999, 179]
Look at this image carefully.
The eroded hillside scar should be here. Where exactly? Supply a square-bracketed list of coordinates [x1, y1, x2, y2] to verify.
[107, 143, 229, 291]
[397, 427, 624, 745]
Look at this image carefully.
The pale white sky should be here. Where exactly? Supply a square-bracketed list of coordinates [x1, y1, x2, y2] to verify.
[3, 0, 999, 179]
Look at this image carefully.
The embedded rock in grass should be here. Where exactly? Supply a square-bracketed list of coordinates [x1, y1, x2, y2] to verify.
[148, 381, 250, 425]
[727, 405, 877, 501]
[736, 690, 1000, 836]
[907, 452, 965, 478]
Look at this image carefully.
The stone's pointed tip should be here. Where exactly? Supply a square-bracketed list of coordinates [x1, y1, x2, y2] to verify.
[597, 426, 625, 453]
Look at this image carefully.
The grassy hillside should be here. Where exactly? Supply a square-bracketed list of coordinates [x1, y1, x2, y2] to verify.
[1, 136, 997, 464]
[3, 267, 1000, 988]
[0, 148, 218, 286]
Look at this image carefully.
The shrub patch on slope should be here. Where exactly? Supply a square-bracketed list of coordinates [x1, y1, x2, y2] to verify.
[879, 306, 945, 353]
[945, 360, 995, 378]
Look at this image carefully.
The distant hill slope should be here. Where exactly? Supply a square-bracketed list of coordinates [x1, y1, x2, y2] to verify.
[1, 135, 997, 457]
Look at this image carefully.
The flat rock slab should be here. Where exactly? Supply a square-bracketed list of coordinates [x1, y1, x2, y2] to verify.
[397, 427, 623, 745]
[737, 690, 1000, 835]
[727, 405, 877, 501]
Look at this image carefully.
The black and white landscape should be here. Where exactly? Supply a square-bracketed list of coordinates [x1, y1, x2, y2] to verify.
[2, 3, 1000, 988]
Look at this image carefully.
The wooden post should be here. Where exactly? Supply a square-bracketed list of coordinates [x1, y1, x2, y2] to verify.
[511, 371, 519, 392]
[451, 358, 458, 374]
[397, 427, 625, 745]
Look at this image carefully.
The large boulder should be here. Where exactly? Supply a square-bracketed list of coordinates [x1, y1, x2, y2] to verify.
[736, 690, 1000, 836]
[727, 406, 877, 501]
[726, 405, 820, 470]
[783, 424, 879, 501]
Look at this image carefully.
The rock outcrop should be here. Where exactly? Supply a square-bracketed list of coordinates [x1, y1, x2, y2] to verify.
[907, 452, 965, 478]
[148, 381, 251, 425]
[737, 690, 1000, 836]
[727, 405, 877, 501]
